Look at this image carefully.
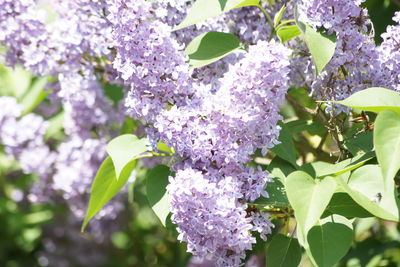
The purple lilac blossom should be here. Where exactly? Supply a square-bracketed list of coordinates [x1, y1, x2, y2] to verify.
[0, 97, 55, 177]
[108, 0, 193, 121]
[167, 167, 255, 266]
[378, 12, 400, 92]
[1, 1, 292, 265]
[155, 41, 291, 167]
[297, 0, 384, 111]
[162, 40, 290, 266]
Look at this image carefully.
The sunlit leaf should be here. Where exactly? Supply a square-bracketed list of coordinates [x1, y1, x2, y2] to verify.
[174, 0, 260, 30]
[82, 157, 137, 231]
[286, 171, 337, 235]
[185, 32, 242, 68]
[106, 134, 148, 180]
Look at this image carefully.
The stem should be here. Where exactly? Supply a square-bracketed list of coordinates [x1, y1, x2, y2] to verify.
[257, 5, 275, 40]
[135, 151, 173, 161]
[275, 19, 296, 31]
[286, 94, 317, 116]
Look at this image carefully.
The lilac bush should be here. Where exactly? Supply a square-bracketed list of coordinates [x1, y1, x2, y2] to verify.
[1, 0, 400, 266]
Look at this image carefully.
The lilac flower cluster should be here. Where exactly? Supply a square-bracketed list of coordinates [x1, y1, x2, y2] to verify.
[297, 0, 384, 108]
[1, 1, 291, 266]
[0, 97, 55, 177]
[160, 41, 291, 265]
[108, 0, 193, 121]
[378, 12, 400, 92]
[0, 1, 126, 255]
[156, 41, 290, 167]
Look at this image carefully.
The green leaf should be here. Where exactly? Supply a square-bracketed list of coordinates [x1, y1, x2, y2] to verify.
[146, 165, 172, 226]
[106, 134, 148, 180]
[266, 234, 302, 267]
[338, 165, 399, 221]
[254, 178, 289, 208]
[323, 192, 373, 219]
[157, 142, 173, 153]
[174, 0, 260, 31]
[103, 83, 124, 105]
[374, 110, 400, 190]
[307, 215, 353, 267]
[300, 151, 374, 178]
[334, 87, 400, 115]
[270, 122, 298, 168]
[184, 32, 242, 68]
[277, 25, 302, 43]
[344, 131, 374, 156]
[20, 77, 48, 114]
[120, 117, 138, 135]
[297, 21, 336, 74]
[44, 111, 64, 140]
[273, 4, 287, 27]
[82, 157, 136, 231]
[0, 65, 31, 99]
[286, 171, 337, 234]
[267, 156, 297, 181]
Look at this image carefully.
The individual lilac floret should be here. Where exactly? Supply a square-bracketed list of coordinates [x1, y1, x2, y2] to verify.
[108, 0, 193, 121]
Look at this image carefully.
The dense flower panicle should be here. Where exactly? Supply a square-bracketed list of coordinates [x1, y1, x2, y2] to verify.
[1, 0, 119, 134]
[297, 0, 384, 108]
[108, 0, 193, 121]
[0, 0, 49, 72]
[298, 0, 369, 33]
[58, 65, 120, 137]
[2, 1, 293, 265]
[168, 166, 274, 266]
[0, 97, 55, 177]
[161, 40, 289, 266]
[155, 41, 291, 168]
[378, 12, 400, 92]
[52, 137, 106, 198]
[215, 40, 291, 155]
[167, 167, 255, 266]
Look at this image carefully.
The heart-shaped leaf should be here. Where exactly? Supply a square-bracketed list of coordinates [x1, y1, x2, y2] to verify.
[277, 25, 302, 43]
[338, 165, 399, 221]
[286, 171, 337, 235]
[267, 234, 302, 267]
[106, 134, 148, 180]
[300, 151, 374, 178]
[185, 32, 242, 68]
[270, 122, 298, 168]
[82, 157, 137, 231]
[307, 215, 353, 267]
[174, 0, 260, 31]
[297, 21, 336, 74]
